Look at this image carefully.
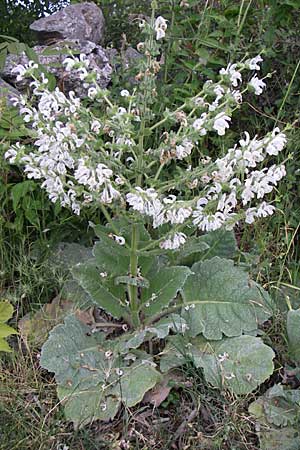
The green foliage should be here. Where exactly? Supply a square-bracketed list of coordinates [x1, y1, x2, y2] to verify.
[182, 257, 272, 339]
[287, 308, 300, 362]
[2, 0, 300, 441]
[40, 314, 161, 428]
[0, 1, 67, 45]
[249, 384, 300, 449]
[40, 227, 276, 425]
[160, 334, 275, 395]
[0, 301, 17, 352]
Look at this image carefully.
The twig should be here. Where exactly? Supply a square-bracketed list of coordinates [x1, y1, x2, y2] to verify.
[172, 408, 198, 442]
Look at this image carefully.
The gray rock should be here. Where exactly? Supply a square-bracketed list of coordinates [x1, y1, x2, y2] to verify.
[0, 77, 20, 106]
[1, 40, 112, 97]
[30, 2, 105, 45]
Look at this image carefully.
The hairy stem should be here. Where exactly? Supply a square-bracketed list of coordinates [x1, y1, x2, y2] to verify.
[128, 223, 140, 328]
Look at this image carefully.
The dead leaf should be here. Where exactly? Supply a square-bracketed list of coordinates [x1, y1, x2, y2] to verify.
[18, 296, 75, 348]
[143, 372, 186, 407]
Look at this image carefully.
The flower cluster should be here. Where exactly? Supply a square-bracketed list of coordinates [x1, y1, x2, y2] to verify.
[4, 14, 288, 251]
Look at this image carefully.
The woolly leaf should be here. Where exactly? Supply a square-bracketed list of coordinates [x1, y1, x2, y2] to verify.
[287, 309, 300, 362]
[182, 257, 272, 339]
[160, 335, 274, 395]
[175, 229, 237, 265]
[193, 335, 275, 395]
[72, 264, 128, 319]
[141, 266, 191, 317]
[111, 362, 161, 407]
[41, 315, 161, 427]
[249, 385, 300, 450]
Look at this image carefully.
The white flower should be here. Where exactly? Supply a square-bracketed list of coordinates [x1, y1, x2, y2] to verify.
[120, 90, 130, 97]
[112, 234, 125, 246]
[175, 139, 194, 159]
[231, 90, 243, 103]
[166, 206, 192, 224]
[245, 207, 257, 224]
[100, 271, 108, 278]
[159, 232, 187, 250]
[256, 202, 275, 218]
[247, 55, 263, 71]
[219, 63, 242, 87]
[154, 16, 168, 40]
[63, 57, 76, 71]
[91, 120, 101, 133]
[117, 107, 127, 115]
[193, 113, 207, 135]
[126, 190, 145, 213]
[4, 144, 22, 164]
[115, 176, 124, 185]
[88, 87, 98, 99]
[11, 61, 38, 81]
[213, 112, 231, 136]
[218, 352, 229, 363]
[101, 185, 120, 204]
[249, 75, 266, 95]
[265, 128, 287, 155]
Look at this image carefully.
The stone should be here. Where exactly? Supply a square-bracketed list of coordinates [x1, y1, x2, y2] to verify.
[1, 40, 112, 98]
[30, 2, 105, 45]
[0, 77, 20, 106]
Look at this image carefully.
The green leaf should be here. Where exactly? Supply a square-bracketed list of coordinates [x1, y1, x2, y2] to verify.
[72, 264, 128, 319]
[160, 334, 274, 395]
[182, 257, 272, 339]
[0, 323, 17, 338]
[57, 386, 120, 428]
[111, 362, 161, 407]
[198, 229, 237, 260]
[0, 301, 16, 352]
[0, 338, 12, 352]
[173, 237, 210, 265]
[115, 275, 150, 288]
[93, 222, 154, 276]
[118, 314, 188, 353]
[175, 230, 237, 266]
[0, 48, 7, 72]
[287, 309, 300, 362]
[249, 385, 300, 450]
[193, 335, 275, 395]
[0, 301, 14, 322]
[52, 242, 93, 270]
[93, 236, 130, 276]
[61, 280, 94, 309]
[11, 180, 35, 212]
[24, 45, 40, 63]
[41, 315, 161, 427]
[141, 266, 191, 317]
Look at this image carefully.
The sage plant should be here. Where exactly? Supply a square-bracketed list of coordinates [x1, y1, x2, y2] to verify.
[5, 6, 287, 328]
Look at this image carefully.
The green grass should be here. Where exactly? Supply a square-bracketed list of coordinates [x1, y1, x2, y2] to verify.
[0, 345, 262, 450]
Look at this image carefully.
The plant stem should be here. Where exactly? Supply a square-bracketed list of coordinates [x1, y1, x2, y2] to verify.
[129, 223, 140, 327]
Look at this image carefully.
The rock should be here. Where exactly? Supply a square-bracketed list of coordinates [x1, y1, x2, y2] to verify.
[1, 40, 112, 97]
[0, 77, 20, 106]
[30, 2, 105, 45]
[107, 46, 142, 70]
